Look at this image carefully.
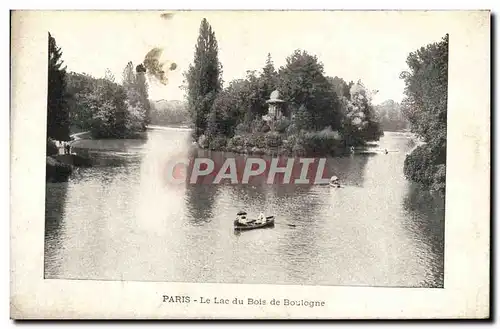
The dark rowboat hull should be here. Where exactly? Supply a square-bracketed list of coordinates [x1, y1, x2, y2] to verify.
[234, 216, 275, 231]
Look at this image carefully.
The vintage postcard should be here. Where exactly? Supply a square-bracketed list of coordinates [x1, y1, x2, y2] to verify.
[10, 10, 490, 319]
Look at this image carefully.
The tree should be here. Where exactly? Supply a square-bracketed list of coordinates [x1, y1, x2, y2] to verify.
[135, 66, 151, 127]
[328, 76, 351, 100]
[185, 18, 223, 138]
[401, 34, 448, 147]
[66, 71, 130, 139]
[278, 50, 341, 131]
[401, 34, 448, 193]
[122, 61, 150, 131]
[261, 53, 278, 97]
[66, 72, 95, 131]
[337, 81, 383, 146]
[47, 32, 70, 141]
[374, 99, 408, 131]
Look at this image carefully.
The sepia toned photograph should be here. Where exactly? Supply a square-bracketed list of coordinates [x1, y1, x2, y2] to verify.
[10, 10, 489, 319]
[43, 10, 447, 288]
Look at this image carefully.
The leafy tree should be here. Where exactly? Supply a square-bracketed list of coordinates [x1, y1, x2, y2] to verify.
[292, 104, 314, 131]
[400, 34, 448, 193]
[136, 65, 151, 126]
[66, 72, 96, 132]
[185, 18, 223, 138]
[47, 32, 70, 141]
[66, 71, 130, 138]
[337, 82, 383, 146]
[278, 50, 341, 131]
[400, 34, 448, 148]
[122, 62, 137, 92]
[328, 76, 352, 100]
[260, 53, 279, 98]
[122, 61, 149, 131]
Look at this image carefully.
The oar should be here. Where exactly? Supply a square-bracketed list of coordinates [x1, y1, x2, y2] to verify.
[265, 215, 297, 227]
[273, 222, 297, 228]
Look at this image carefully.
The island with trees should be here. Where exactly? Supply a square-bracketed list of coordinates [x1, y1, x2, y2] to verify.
[184, 19, 384, 157]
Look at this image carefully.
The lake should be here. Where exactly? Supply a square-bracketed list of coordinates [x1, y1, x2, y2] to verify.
[45, 128, 445, 287]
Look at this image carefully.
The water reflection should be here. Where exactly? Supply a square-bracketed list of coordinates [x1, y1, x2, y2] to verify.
[184, 184, 220, 224]
[44, 183, 68, 277]
[402, 184, 445, 287]
[44, 130, 445, 287]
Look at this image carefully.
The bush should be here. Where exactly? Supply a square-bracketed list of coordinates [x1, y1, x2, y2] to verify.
[431, 164, 446, 194]
[197, 134, 209, 149]
[246, 134, 266, 149]
[234, 122, 251, 135]
[227, 135, 245, 149]
[285, 122, 299, 136]
[275, 118, 291, 133]
[47, 139, 59, 156]
[207, 135, 228, 150]
[250, 118, 270, 133]
[299, 128, 341, 155]
[264, 132, 283, 148]
[404, 144, 445, 187]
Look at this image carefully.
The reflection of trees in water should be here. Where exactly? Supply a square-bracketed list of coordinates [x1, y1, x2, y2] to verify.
[227, 180, 267, 207]
[44, 183, 68, 277]
[182, 149, 372, 228]
[277, 191, 323, 284]
[324, 154, 371, 187]
[184, 182, 220, 225]
[183, 150, 222, 224]
[402, 184, 445, 287]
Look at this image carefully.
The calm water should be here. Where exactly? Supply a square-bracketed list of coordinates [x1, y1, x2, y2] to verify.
[44, 129, 445, 287]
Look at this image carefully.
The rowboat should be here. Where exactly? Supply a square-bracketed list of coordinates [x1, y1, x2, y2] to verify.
[234, 216, 275, 231]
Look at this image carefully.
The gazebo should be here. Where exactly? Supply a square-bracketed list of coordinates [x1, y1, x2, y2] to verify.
[263, 90, 286, 122]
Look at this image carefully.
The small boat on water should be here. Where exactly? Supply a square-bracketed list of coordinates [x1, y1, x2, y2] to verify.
[329, 176, 344, 188]
[234, 211, 275, 231]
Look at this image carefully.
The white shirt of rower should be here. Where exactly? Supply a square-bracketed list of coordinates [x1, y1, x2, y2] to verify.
[238, 214, 248, 224]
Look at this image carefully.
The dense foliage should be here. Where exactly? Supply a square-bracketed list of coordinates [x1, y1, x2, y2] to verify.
[149, 100, 190, 126]
[47, 33, 151, 142]
[185, 19, 383, 156]
[401, 34, 448, 194]
[47, 33, 70, 141]
[374, 100, 408, 132]
[66, 63, 150, 138]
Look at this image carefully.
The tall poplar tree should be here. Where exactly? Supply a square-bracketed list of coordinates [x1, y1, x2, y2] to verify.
[135, 64, 150, 127]
[47, 32, 70, 141]
[185, 18, 223, 138]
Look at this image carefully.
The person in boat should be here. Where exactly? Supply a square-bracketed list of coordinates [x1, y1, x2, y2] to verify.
[65, 142, 71, 155]
[237, 211, 249, 225]
[330, 176, 341, 188]
[256, 213, 266, 225]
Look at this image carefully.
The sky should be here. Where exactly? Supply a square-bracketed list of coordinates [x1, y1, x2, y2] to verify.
[45, 11, 450, 105]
